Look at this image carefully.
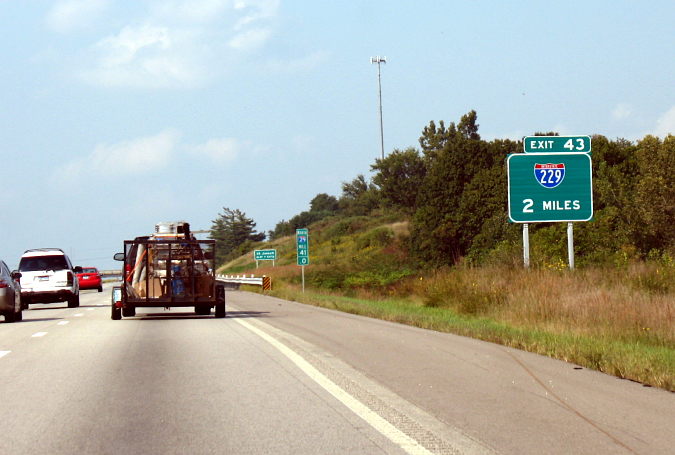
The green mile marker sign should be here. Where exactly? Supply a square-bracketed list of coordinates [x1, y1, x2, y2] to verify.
[296, 228, 309, 265]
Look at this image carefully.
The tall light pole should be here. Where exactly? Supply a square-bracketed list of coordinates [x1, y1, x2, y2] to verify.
[370, 56, 386, 160]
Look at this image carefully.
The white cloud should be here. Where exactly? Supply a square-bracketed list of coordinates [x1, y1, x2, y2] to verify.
[189, 138, 241, 163]
[151, 0, 231, 24]
[228, 28, 272, 51]
[75, 1, 280, 89]
[611, 103, 632, 120]
[46, 0, 109, 33]
[60, 130, 180, 178]
[81, 24, 208, 89]
[233, 0, 280, 30]
[653, 106, 675, 137]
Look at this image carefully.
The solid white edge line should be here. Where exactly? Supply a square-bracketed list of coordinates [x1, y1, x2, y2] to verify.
[235, 318, 435, 455]
[0, 351, 10, 358]
[57, 321, 70, 325]
[32, 332, 48, 337]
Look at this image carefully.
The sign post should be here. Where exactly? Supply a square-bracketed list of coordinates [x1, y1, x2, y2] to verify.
[296, 228, 309, 292]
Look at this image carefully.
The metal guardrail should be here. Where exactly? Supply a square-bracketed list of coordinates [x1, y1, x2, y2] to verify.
[216, 274, 271, 290]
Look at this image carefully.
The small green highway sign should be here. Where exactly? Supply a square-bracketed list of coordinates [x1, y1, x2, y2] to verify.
[523, 135, 591, 154]
[296, 228, 309, 266]
[507, 153, 593, 223]
[254, 249, 277, 261]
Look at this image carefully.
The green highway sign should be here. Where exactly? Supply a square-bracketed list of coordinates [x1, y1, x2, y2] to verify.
[507, 153, 593, 223]
[296, 228, 309, 265]
[523, 135, 591, 154]
[254, 249, 277, 261]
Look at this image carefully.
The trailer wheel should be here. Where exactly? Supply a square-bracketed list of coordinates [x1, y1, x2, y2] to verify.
[111, 305, 121, 320]
[122, 306, 136, 317]
[215, 285, 226, 318]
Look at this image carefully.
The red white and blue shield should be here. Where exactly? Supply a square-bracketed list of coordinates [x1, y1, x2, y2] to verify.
[534, 163, 565, 188]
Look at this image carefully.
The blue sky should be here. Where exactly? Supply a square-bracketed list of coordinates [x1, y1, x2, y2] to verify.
[1, 0, 674, 269]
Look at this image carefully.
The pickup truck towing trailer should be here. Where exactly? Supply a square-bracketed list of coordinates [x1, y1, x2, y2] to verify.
[111, 234, 225, 319]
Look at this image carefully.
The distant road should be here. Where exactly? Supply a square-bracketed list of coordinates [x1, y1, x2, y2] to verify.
[0, 287, 672, 454]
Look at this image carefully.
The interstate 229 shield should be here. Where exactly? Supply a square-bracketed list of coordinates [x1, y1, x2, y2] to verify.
[534, 163, 565, 188]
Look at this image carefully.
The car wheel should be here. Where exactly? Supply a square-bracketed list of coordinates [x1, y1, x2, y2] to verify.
[111, 305, 121, 320]
[4, 311, 15, 323]
[67, 294, 80, 308]
[15, 308, 22, 322]
[97, 286, 102, 293]
[21, 297, 29, 310]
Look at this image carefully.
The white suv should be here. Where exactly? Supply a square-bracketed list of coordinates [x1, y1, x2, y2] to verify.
[18, 249, 81, 308]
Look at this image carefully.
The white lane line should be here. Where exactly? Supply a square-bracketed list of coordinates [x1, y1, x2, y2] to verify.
[0, 351, 10, 358]
[73, 313, 84, 317]
[32, 332, 48, 338]
[235, 318, 435, 455]
[57, 321, 70, 326]
[86, 308, 95, 311]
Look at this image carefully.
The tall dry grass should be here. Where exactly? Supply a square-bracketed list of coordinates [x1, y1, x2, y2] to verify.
[401, 263, 673, 347]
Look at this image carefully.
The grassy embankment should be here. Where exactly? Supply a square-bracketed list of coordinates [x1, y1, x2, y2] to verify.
[220, 218, 675, 391]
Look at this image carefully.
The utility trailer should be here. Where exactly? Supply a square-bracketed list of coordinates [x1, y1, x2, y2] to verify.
[111, 223, 225, 319]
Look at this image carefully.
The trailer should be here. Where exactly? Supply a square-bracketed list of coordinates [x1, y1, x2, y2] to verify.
[111, 222, 225, 319]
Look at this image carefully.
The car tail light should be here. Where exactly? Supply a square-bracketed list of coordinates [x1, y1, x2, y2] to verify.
[0, 280, 7, 288]
[67, 272, 73, 286]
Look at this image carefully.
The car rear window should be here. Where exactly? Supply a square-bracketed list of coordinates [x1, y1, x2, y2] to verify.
[19, 256, 69, 272]
[83, 268, 98, 273]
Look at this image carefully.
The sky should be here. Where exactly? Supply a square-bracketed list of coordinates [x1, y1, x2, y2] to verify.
[1, 0, 674, 270]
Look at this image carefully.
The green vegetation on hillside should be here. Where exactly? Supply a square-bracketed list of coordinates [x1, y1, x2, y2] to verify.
[215, 111, 674, 390]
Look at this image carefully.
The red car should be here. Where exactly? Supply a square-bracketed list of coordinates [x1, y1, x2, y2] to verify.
[77, 267, 102, 292]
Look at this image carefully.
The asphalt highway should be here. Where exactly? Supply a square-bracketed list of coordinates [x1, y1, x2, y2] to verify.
[0, 285, 672, 454]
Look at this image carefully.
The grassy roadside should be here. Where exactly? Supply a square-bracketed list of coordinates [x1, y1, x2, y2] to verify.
[222, 218, 673, 391]
[242, 264, 674, 392]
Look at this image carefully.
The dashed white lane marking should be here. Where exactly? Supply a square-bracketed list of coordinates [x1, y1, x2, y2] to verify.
[87, 308, 95, 311]
[235, 318, 435, 455]
[57, 321, 69, 325]
[0, 351, 10, 358]
[73, 313, 83, 317]
[32, 332, 48, 338]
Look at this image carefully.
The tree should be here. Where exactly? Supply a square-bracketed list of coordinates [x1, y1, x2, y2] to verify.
[210, 208, 265, 265]
[338, 174, 380, 216]
[310, 193, 339, 214]
[371, 147, 426, 213]
[458, 110, 480, 140]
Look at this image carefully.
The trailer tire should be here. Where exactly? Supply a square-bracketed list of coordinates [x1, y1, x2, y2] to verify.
[111, 305, 121, 320]
[215, 302, 225, 318]
[122, 306, 136, 317]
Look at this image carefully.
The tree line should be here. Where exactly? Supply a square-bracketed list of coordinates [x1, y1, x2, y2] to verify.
[210, 111, 674, 267]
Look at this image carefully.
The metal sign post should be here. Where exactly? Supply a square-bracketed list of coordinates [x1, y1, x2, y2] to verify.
[523, 223, 530, 269]
[568, 222, 575, 270]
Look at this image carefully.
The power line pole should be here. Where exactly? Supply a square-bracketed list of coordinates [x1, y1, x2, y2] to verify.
[370, 56, 386, 160]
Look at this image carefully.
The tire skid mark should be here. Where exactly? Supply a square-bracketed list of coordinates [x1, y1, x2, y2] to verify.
[501, 347, 638, 454]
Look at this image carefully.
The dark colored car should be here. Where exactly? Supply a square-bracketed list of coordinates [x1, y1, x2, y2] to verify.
[77, 267, 103, 292]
